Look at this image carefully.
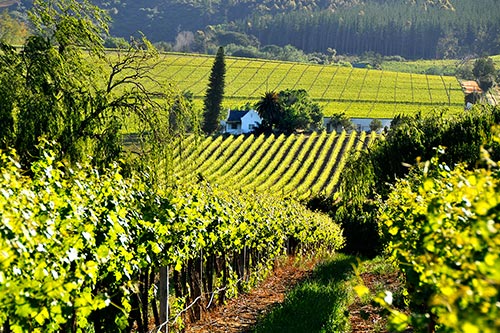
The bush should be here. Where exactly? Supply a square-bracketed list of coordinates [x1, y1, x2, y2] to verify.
[0, 147, 344, 332]
[104, 36, 130, 49]
[379, 156, 500, 332]
[333, 106, 500, 256]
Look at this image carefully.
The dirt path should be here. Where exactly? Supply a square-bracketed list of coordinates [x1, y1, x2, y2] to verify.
[184, 257, 317, 333]
[183, 255, 406, 333]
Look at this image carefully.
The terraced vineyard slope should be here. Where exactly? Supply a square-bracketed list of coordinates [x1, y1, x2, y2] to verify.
[151, 52, 464, 118]
[173, 131, 376, 197]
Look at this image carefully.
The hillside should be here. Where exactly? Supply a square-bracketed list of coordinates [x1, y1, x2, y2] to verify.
[170, 131, 376, 198]
[149, 52, 464, 118]
[93, 0, 500, 60]
[5, 1, 499, 60]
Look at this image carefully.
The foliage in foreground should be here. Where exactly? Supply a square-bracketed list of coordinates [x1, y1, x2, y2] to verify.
[332, 105, 500, 256]
[0, 148, 344, 333]
[379, 153, 500, 332]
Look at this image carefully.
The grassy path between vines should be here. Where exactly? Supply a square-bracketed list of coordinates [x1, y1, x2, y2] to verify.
[185, 254, 405, 333]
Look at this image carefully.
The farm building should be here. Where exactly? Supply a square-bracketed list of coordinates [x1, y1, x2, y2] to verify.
[323, 117, 392, 133]
[460, 80, 483, 108]
[220, 111, 391, 134]
[221, 109, 262, 134]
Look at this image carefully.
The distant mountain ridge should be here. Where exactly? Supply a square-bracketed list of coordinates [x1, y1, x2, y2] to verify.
[95, 0, 500, 59]
[6, 1, 500, 60]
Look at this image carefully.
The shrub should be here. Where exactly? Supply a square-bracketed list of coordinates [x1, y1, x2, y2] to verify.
[379, 155, 500, 332]
[334, 106, 500, 256]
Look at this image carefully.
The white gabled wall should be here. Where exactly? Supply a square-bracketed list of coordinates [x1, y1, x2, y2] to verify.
[240, 110, 262, 133]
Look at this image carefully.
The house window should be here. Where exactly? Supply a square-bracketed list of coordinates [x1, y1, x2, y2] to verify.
[249, 124, 256, 130]
[230, 123, 238, 130]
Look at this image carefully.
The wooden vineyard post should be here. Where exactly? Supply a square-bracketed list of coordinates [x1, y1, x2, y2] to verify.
[159, 266, 169, 333]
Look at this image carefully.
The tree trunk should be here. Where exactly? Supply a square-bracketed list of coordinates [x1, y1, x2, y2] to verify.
[141, 270, 149, 333]
[151, 269, 160, 328]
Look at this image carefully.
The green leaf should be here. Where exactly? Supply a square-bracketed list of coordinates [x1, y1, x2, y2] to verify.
[388, 311, 409, 332]
[354, 284, 370, 298]
[34, 307, 49, 325]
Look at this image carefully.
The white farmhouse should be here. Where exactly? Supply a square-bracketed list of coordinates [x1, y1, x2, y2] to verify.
[350, 118, 392, 132]
[221, 109, 262, 134]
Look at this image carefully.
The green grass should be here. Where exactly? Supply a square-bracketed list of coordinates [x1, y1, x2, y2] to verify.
[251, 254, 404, 333]
[105, 51, 464, 119]
[252, 254, 357, 333]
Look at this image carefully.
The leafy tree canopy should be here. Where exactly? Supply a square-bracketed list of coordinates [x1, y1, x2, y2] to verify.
[328, 112, 354, 133]
[473, 57, 497, 92]
[0, 0, 197, 172]
[255, 89, 323, 134]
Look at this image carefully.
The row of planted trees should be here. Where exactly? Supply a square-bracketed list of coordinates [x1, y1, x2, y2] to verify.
[0, 146, 344, 332]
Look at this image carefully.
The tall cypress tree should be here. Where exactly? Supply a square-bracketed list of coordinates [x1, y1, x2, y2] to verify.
[203, 46, 226, 134]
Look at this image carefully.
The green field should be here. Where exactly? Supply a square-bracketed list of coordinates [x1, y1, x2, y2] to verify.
[147, 52, 464, 119]
[492, 54, 500, 67]
[171, 131, 376, 198]
[381, 58, 459, 75]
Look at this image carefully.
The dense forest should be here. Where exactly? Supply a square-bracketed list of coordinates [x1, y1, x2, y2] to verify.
[3, 0, 499, 59]
[244, 0, 500, 59]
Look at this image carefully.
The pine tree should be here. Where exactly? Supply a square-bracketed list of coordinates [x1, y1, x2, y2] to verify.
[203, 46, 226, 134]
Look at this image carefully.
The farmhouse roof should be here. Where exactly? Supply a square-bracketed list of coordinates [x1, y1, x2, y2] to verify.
[226, 110, 250, 123]
[460, 80, 483, 94]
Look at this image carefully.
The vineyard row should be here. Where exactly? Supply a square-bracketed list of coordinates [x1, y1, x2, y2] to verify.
[173, 131, 377, 197]
[150, 52, 464, 118]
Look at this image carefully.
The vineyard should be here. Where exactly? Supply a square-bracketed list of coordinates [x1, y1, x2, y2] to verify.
[0, 148, 345, 333]
[146, 52, 464, 119]
[2, 3, 499, 333]
[172, 131, 376, 198]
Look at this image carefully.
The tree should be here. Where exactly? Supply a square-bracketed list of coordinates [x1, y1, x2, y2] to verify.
[277, 89, 323, 133]
[473, 56, 496, 92]
[0, 0, 196, 169]
[255, 89, 323, 133]
[0, 43, 17, 147]
[255, 91, 282, 132]
[369, 118, 383, 132]
[104, 36, 130, 49]
[173, 30, 195, 52]
[329, 112, 354, 133]
[203, 46, 226, 134]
